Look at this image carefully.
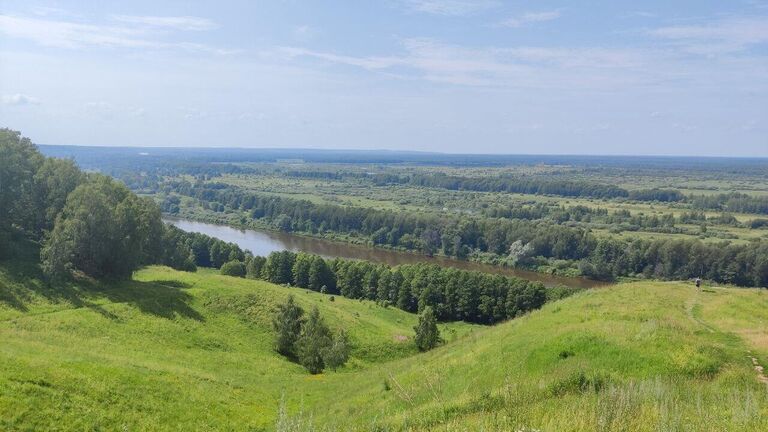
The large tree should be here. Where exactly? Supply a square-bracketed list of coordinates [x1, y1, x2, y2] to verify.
[32, 158, 85, 234]
[0, 128, 43, 234]
[40, 175, 161, 279]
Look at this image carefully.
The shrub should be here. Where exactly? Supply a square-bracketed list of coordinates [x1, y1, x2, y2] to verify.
[220, 260, 247, 277]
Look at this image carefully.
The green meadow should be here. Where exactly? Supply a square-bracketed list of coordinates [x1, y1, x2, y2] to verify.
[1, 240, 767, 431]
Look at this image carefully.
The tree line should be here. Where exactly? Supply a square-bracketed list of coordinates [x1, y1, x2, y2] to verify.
[689, 193, 768, 215]
[215, 250, 555, 325]
[383, 173, 768, 212]
[259, 169, 690, 203]
[166, 181, 768, 287]
[0, 129, 197, 279]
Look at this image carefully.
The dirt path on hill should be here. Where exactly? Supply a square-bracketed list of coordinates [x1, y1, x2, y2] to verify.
[749, 353, 768, 387]
[687, 288, 768, 389]
[684, 290, 715, 333]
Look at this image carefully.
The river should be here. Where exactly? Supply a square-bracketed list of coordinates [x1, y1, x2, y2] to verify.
[164, 217, 607, 289]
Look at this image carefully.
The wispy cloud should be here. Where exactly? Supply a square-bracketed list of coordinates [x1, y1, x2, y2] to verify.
[0, 13, 233, 54]
[402, 0, 499, 16]
[292, 25, 317, 42]
[282, 38, 650, 88]
[2, 93, 40, 105]
[111, 15, 216, 31]
[650, 16, 768, 54]
[498, 10, 562, 28]
[30, 6, 77, 18]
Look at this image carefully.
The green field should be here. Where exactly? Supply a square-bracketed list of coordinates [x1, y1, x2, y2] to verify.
[1, 240, 767, 431]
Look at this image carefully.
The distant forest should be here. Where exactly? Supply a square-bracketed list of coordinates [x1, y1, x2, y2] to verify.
[166, 181, 768, 287]
[27, 142, 768, 288]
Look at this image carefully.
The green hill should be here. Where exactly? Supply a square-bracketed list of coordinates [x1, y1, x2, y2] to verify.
[1, 241, 767, 431]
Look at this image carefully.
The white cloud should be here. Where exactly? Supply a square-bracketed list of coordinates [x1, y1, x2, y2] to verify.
[111, 15, 216, 31]
[402, 0, 499, 16]
[650, 16, 768, 54]
[499, 10, 562, 28]
[574, 122, 612, 134]
[626, 11, 656, 18]
[30, 6, 75, 18]
[283, 38, 649, 88]
[180, 107, 209, 120]
[1, 93, 40, 105]
[128, 107, 146, 117]
[0, 14, 231, 54]
[238, 112, 267, 121]
[292, 25, 317, 42]
[85, 101, 114, 112]
[672, 122, 699, 132]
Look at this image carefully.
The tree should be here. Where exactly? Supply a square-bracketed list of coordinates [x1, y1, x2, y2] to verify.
[220, 260, 246, 277]
[507, 240, 533, 266]
[160, 224, 197, 272]
[246, 256, 266, 279]
[273, 214, 293, 232]
[414, 306, 441, 351]
[32, 157, 84, 233]
[40, 176, 155, 279]
[295, 306, 332, 374]
[308, 256, 335, 293]
[0, 128, 43, 234]
[322, 329, 351, 371]
[272, 296, 304, 358]
[263, 251, 295, 284]
[292, 253, 312, 287]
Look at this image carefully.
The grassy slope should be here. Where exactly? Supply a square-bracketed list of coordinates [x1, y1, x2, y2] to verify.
[1, 242, 767, 431]
[0, 241, 475, 431]
[313, 283, 768, 431]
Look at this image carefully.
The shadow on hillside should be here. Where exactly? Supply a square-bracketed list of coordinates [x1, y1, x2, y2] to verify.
[1, 235, 203, 321]
[0, 285, 30, 312]
[152, 280, 193, 289]
[92, 279, 205, 321]
[1, 255, 203, 321]
[0, 254, 47, 313]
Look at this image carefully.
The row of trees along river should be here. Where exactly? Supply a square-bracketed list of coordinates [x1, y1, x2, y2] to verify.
[163, 217, 607, 290]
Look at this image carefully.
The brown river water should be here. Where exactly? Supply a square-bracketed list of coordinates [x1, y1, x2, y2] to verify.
[164, 217, 608, 289]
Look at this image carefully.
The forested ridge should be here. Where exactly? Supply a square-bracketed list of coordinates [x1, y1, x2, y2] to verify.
[165, 180, 768, 287]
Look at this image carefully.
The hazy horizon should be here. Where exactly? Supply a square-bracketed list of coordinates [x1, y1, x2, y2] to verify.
[2, 1, 767, 156]
[37, 143, 768, 160]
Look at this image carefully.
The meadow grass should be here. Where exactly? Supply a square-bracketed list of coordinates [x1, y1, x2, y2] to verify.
[1, 244, 767, 431]
[304, 282, 768, 431]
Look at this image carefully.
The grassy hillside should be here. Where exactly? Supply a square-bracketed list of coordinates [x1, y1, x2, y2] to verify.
[310, 282, 768, 431]
[1, 240, 767, 431]
[0, 241, 475, 430]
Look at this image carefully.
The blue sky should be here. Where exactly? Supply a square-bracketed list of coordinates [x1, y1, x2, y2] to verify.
[1, 0, 766, 156]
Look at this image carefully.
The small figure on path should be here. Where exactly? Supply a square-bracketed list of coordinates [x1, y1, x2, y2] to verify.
[695, 277, 701, 290]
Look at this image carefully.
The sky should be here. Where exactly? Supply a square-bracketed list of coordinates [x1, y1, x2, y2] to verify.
[0, 1, 767, 156]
